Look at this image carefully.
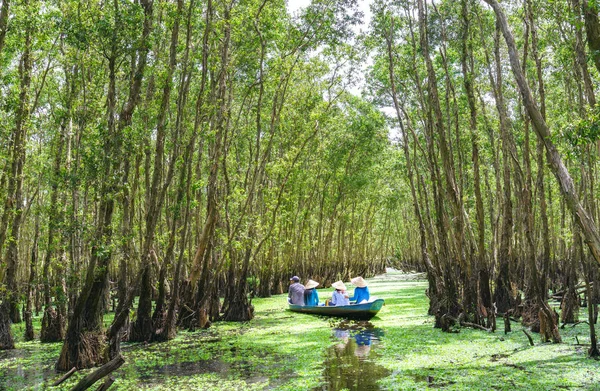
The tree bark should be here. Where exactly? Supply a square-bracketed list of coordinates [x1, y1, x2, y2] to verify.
[69, 354, 124, 391]
[0, 4, 32, 347]
[0, 0, 9, 55]
[24, 219, 39, 341]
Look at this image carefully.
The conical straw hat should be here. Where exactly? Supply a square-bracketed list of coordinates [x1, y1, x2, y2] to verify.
[351, 276, 367, 288]
[332, 280, 347, 290]
[305, 279, 320, 289]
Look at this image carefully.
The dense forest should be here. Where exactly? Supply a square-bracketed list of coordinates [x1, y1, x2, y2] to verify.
[1, 0, 599, 380]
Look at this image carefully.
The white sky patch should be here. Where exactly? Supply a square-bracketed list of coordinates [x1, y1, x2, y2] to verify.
[286, 0, 372, 33]
[286, 0, 373, 97]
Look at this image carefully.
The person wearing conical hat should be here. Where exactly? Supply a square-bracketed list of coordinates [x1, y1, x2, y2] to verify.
[350, 276, 370, 304]
[330, 280, 350, 306]
[303, 279, 320, 306]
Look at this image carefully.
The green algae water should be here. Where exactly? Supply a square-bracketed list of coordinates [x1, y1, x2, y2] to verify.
[2, 272, 600, 390]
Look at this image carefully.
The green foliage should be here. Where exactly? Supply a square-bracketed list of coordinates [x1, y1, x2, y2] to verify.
[563, 107, 600, 155]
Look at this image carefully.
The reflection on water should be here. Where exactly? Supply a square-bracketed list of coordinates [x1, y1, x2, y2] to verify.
[314, 322, 391, 391]
[0, 363, 55, 391]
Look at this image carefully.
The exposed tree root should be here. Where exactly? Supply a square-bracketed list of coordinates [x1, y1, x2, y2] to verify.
[56, 331, 105, 371]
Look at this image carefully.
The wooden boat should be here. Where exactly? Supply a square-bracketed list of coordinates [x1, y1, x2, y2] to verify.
[288, 299, 384, 320]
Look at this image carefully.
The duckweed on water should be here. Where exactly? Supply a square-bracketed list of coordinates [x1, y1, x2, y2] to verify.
[1, 272, 600, 390]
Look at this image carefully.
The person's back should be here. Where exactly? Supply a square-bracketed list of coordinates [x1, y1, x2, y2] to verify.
[304, 279, 320, 306]
[350, 276, 370, 303]
[304, 289, 319, 306]
[288, 276, 305, 305]
[351, 286, 370, 303]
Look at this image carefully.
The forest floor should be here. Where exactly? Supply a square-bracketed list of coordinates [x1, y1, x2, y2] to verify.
[1, 272, 600, 390]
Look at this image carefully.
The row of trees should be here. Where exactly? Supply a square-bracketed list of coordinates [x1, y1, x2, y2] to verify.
[4, 0, 600, 375]
[368, 0, 600, 356]
[0, 0, 403, 370]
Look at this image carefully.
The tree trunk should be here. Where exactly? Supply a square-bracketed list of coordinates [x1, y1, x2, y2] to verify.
[0, 6, 32, 347]
[384, 15, 442, 319]
[461, 0, 492, 327]
[24, 220, 39, 341]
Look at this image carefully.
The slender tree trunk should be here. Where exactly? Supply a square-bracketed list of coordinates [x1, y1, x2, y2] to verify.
[461, 0, 493, 328]
[0, 8, 32, 348]
[41, 114, 67, 342]
[186, 0, 229, 330]
[417, 0, 463, 327]
[0, 0, 9, 55]
[24, 219, 39, 341]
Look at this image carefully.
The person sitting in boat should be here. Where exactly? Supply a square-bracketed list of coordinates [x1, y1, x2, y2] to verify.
[330, 281, 350, 306]
[288, 276, 305, 306]
[304, 279, 320, 306]
[350, 276, 370, 304]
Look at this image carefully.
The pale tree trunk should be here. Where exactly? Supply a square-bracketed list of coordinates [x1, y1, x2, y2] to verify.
[483, 19, 513, 315]
[0, 6, 32, 348]
[461, 0, 493, 329]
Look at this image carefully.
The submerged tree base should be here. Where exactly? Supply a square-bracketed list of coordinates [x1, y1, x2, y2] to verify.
[40, 307, 65, 343]
[0, 303, 14, 350]
[56, 331, 105, 371]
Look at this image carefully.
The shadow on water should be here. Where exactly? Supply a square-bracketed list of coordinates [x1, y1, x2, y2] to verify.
[314, 321, 391, 391]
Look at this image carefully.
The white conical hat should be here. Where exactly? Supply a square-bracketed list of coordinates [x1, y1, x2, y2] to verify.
[305, 279, 320, 289]
[332, 280, 347, 290]
[351, 276, 367, 288]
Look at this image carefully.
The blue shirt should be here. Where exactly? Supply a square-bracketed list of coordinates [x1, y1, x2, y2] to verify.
[304, 288, 319, 306]
[350, 287, 370, 303]
[331, 290, 349, 306]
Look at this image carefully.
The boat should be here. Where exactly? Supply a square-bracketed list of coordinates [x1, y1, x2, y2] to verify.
[288, 299, 385, 320]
